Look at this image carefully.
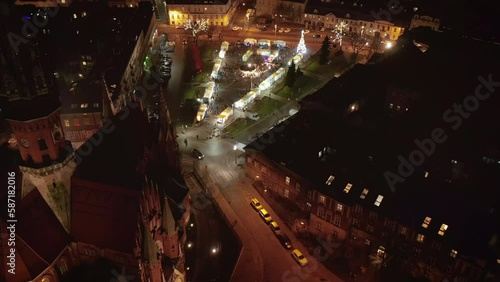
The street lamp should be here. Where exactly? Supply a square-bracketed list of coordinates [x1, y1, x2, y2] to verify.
[233, 144, 238, 164]
[274, 24, 277, 39]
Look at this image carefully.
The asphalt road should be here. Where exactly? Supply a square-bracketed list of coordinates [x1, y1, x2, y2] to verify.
[178, 130, 344, 282]
[155, 18, 346, 281]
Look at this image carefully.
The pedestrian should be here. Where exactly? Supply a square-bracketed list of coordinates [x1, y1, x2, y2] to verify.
[196, 135, 199, 140]
[184, 138, 188, 147]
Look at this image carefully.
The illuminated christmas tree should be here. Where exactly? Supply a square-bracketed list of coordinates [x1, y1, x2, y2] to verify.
[297, 30, 307, 54]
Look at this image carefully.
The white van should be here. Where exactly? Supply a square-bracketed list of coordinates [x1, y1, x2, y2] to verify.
[246, 111, 260, 120]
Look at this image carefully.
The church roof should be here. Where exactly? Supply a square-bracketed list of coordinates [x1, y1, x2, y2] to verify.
[72, 105, 154, 189]
[141, 222, 159, 264]
[0, 188, 70, 281]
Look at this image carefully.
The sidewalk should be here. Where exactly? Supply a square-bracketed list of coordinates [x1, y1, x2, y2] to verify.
[191, 165, 264, 282]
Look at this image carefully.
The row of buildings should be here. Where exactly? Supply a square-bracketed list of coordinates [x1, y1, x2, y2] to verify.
[244, 28, 500, 281]
[0, 1, 189, 282]
[14, 0, 439, 43]
[14, 2, 158, 148]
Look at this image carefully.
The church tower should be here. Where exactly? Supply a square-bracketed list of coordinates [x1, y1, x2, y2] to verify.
[158, 88, 181, 175]
[0, 13, 76, 232]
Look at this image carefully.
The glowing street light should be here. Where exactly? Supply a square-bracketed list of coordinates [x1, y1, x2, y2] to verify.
[233, 144, 238, 164]
[386, 42, 392, 49]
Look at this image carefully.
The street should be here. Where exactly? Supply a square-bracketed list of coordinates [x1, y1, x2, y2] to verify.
[154, 16, 346, 281]
[178, 128, 344, 282]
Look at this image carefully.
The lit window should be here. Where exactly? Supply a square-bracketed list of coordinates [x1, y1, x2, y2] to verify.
[319, 195, 326, 204]
[343, 183, 352, 193]
[397, 105, 401, 111]
[497, 258, 500, 264]
[360, 188, 369, 199]
[285, 176, 290, 185]
[438, 224, 448, 236]
[424, 171, 429, 178]
[422, 217, 432, 228]
[73, 13, 77, 19]
[416, 234, 424, 243]
[82, 11, 87, 17]
[336, 203, 343, 211]
[325, 175, 335, 185]
[64, 120, 70, 127]
[450, 249, 458, 258]
[374, 195, 384, 206]
[82, 61, 87, 66]
[80, 104, 88, 108]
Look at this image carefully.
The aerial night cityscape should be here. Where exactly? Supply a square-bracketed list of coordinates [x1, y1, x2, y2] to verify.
[0, 0, 499, 281]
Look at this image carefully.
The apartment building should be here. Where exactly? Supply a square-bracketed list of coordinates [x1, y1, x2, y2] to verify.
[244, 29, 500, 281]
[166, 0, 238, 27]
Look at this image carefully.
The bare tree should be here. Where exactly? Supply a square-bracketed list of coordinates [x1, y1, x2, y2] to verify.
[348, 33, 371, 62]
[184, 19, 209, 43]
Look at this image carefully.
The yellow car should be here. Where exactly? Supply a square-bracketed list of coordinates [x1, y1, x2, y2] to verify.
[270, 221, 281, 235]
[250, 198, 263, 211]
[292, 249, 308, 267]
[259, 209, 273, 224]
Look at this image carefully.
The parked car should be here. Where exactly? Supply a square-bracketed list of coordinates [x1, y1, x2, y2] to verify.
[270, 221, 281, 235]
[182, 39, 188, 45]
[250, 198, 263, 210]
[278, 28, 284, 33]
[276, 233, 292, 249]
[292, 249, 308, 267]
[284, 28, 291, 33]
[259, 209, 272, 224]
[191, 149, 204, 159]
[320, 27, 326, 31]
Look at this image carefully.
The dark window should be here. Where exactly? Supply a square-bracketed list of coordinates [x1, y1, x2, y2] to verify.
[42, 154, 51, 163]
[38, 138, 48, 150]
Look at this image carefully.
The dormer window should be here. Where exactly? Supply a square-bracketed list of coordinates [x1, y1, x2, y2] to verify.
[438, 224, 448, 236]
[416, 234, 424, 243]
[374, 195, 384, 206]
[325, 175, 335, 185]
[450, 249, 457, 258]
[360, 189, 369, 199]
[343, 183, 352, 193]
[422, 217, 431, 228]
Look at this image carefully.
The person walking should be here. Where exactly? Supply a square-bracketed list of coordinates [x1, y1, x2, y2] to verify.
[196, 135, 199, 140]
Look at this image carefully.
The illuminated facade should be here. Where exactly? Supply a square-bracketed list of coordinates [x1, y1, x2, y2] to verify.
[166, 0, 238, 27]
[304, 13, 405, 41]
[410, 14, 440, 31]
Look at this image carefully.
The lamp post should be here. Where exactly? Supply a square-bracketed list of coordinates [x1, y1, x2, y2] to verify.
[233, 144, 238, 164]
[275, 24, 277, 40]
